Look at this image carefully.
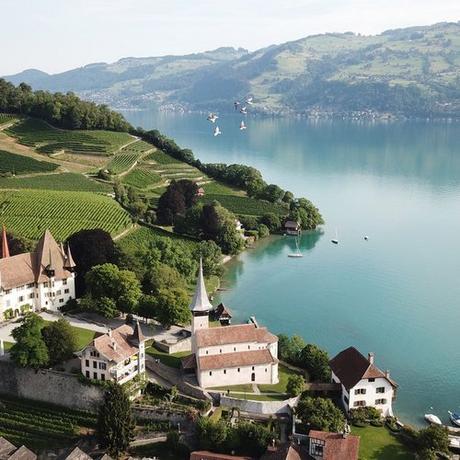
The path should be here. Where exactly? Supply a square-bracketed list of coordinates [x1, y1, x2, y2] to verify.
[113, 223, 138, 241]
[130, 435, 166, 447]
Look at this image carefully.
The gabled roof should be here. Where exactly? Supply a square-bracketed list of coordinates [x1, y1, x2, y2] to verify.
[34, 229, 70, 283]
[64, 243, 76, 269]
[7, 446, 36, 460]
[198, 349, 276, 371]
[190, 259, 213, 313]
[329, 347, 397, 390]
[215, 303, 232, 318]
[0, 437, 16, 460]
[61, 447, 91, 460]
[261, 443, 310, 460]
[196, 323, 277, 348]
[308, 431, 360, 460]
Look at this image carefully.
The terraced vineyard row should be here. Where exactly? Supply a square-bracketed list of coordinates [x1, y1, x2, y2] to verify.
[107, 139, 153, 174]
[122, 167, 163, 189]
[0, 149, 58, 175]
[0, 190, 131, 240]
[0, 172, 112, 192]
[6, 118, 133, 155]
[0, 395, 96, 450]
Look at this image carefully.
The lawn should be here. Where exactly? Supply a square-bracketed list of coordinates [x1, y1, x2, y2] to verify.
[70, 325, 96, 350]
[351, 426, 414, 460]
[146, 345, 189, 369]
[259, 364, 304, 393]
[0, 394, 96, 451]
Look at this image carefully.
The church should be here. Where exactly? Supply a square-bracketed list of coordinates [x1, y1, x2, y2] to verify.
[183, 260, 279, 388]
[0, 226, 76, 321]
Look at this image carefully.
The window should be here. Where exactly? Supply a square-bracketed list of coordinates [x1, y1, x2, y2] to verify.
[29, 293, 34, 299]
[234, 347, 236, 351]
[43, 282, 49, 288]
[64, 289, 69, 294]
[252, 366, 255, 371]
[310, 438, 325, 457]
[99, 362, 106, 370]
[90, 351, 100, 358]
[26, 283, 34, 288]
[63, 279, 67, 285]
[237, 368, 240, 372]
[209, 371, 212, 376]
[353, 401, 366, 407]
[4, 289, 11, 295]
[101, 374, 105, 381]
[93, 361, 97, 369]
[368, 378, 375, 382]
[59, 299, 64, 303]
[223, 370, 226, 374]
[376, 387, 385, 393]
[85, 371, 90, 378]
[248, 345, 251, 350]
[85, 359, 89, 367]
[56, 290, 61, 296]
[18, 296, 24, 302]
[265, 368, 267, 372]
[354, 388, 366, 395]
[93, 372, 97, 380]
[219, 349, 222, 354]
[375, 399, 387, 405]
[205, 350, 208, 355]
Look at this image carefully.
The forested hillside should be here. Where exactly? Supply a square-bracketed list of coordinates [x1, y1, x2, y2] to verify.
[4, 22, 460, 118]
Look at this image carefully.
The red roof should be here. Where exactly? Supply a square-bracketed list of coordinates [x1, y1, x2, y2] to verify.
[308, 431, 360, 460]
[198, 349, 276, 371]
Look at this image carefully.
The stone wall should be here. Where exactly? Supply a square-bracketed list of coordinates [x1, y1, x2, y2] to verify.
[155, 337, 191, 354]
[219, 395, 299, 415]
[0, 360, 104, 412]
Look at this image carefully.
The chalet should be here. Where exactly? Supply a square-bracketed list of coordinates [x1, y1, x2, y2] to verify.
[0, 227, 76, 321]
[284, 220, 300, 235]
[79, 322, 145, 384]
[308, 431, 360, 460]
[184, 260, 279, 388]
[329, 347, 397, 417]
[212, 303, 232, 325]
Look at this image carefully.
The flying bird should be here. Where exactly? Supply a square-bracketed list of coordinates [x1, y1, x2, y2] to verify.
[240, 106, 247, 115]
[245, 97, 253, 105]
[240, 121, 247, 131]
[207, 113, 218, 123]
[213, 126, 222, 137]
[234, 101, 240, 110]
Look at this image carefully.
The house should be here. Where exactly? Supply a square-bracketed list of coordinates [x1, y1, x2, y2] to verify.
[212, 302, 232, 325]
[185, 259, 279, 388]
[0, 437, 36, 460]
[79, 322, 145, 384]
[329, 347, 397, 417]
[190, 452, 250, 460]
[196, 187, 205, 197]
[284, 220, 300, 235]
[261, 443, 310, 460]
[308, 431, 360, 460]
[0, 227, 76, 321]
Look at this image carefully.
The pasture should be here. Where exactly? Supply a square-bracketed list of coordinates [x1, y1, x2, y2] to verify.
[0, 190, 131, 240]
[6, 118, 133, 155]
[0, 149, 58, 175]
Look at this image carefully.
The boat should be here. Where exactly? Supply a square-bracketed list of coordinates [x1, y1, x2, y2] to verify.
[449, 411, 460, 427]
[288, 237, 303, 258]
[331, 228, 339, 245]
[424, 414, 442, 425]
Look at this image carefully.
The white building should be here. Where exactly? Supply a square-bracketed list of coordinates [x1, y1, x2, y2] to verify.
[79, 322, 145, 384]
[184, 260, 279, 388]
[0, 227, 76, 321]
[329, 347, 398, 417]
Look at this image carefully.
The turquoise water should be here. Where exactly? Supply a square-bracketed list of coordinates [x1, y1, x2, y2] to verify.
[125, 110, 460, 426]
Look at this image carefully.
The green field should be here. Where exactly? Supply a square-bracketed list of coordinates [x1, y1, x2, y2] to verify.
[6, 118, 133, 155]
[200, 193, 287, 216]
[0, 150, 58, 175]
[351, 426, 414, 460]
[0, 190, 131, 240]
[0, 172, 112, 192]
[107, 139, 153, 174]
[0, 395, 96, 450]
[145, 149, 181, 165]
[122, 167, 163, 189]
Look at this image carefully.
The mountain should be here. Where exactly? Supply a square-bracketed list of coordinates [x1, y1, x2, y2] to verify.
[4, 22, 460, 118]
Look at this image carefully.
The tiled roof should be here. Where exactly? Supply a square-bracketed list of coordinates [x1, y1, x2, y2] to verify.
[7, 446, 36, 460]
[308, 431, 360, 460]
[260, 443, 309, 460]
[190, 451, 251, 460]
[61, 447, 92, 460]
[198, 349, 276, 371]
[329, 347, 397, 390]
[0, 253, 35, 290]
[90, 324, 139, 363]
[215, 303, 232, 318]
[196, 323, 277, 348]
[0, 437, 16, 460]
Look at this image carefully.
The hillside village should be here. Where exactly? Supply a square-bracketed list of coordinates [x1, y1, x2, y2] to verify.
[0, 86, 456, 460]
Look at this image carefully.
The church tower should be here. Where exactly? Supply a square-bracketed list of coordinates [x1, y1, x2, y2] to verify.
[190, 259, 213, 352]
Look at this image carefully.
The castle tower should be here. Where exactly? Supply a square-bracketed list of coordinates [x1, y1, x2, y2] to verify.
[190, 259, 213, 353]
[1, 225, 10, 259]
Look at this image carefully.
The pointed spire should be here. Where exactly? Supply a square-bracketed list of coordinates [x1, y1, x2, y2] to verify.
[65, 243, 76, 269]
[189, 258, 213, 313]
[130, 320, 145, 346]
[1, 225, 10, 259]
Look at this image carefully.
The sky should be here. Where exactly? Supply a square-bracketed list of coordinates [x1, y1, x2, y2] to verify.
[1, 0, 459, 75]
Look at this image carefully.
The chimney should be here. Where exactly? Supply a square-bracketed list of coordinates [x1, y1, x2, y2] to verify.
[385, 370, 390, 378]
[368, 352, 375, 364]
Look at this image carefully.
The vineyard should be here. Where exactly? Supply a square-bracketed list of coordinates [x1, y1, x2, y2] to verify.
[107, 139, 153, 174]
[0, 172, 112, 192]
[122, 167, 163, 189]
[145, 149, 181, 165]
[6, 118, 133, 155]
[0, 190, 131, 240]
[0, 395, 96, 450]
[0, 149, 58, 175]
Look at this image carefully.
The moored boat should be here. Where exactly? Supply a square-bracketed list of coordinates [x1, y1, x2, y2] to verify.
[449, 411, 460, 427]
[425, 414, 442, 425]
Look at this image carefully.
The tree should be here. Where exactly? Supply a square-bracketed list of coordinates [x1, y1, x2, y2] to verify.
[194, 240, 223, 277]
[286, 374, 306, 397]
[232, 422, 273, 457]
[196, 417, 227, 451]
[10, 313, 49, 368]
[137, 295, 157, 320]
[67, 229, 118, 296]
[41, 319, 77, 365]
[296, 396, 346, 433]
[97, 383, 134, 458]
[277, 334, 305, 364]
[298, 343, 331, 382]
[155, 288, 191, 328]
[157, 179, 198, 225]
[260, 184, 285, 203]
[260, 213, 281, 232]
[6, 232, 34, 255]
[258, 224, 270, 238]
[417, 425, 449, 457]
[143, 263, 186, 295]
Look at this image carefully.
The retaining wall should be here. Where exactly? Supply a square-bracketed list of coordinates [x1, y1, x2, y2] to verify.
[154, 337, 191, 354]
[219, 395, 299, 415]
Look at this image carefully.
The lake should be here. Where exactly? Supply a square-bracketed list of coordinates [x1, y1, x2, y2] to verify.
[124, 110, 460, 426]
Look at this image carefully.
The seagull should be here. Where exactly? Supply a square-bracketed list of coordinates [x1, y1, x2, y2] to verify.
[213, 126, 222, 137]
[245, 97, 254, 105]
[234, 101, 240, 111]
[207, 113, 218, 123]
[240, 121, 247, 131]
[364, 236, 369, 241]
[240, 106, 247, 115]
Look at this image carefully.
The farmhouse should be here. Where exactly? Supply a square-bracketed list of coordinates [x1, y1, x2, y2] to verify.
[330, 347, 397, 417]
[185, 260, 279, 388]
[79, 322, 145, 384]
[0, 227, 76, 321]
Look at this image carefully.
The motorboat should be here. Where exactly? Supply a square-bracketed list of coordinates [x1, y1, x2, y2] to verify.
[449, 411, 460, 427]
[425, 414, 442, 425]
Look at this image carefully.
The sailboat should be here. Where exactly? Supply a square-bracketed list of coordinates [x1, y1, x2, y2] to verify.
[288, 236, 303, 258]
[331, 228, 339, 245]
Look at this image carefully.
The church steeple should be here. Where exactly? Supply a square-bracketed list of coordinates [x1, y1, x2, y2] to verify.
[189, 258, 213, 313]
[1, 225, 10, 259]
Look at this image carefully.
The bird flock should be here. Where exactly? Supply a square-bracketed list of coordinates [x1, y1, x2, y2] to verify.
[207, 96, 253, 136]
